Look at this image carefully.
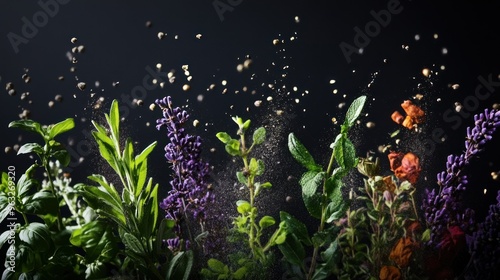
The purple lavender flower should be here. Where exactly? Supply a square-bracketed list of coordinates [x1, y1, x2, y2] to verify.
[423, 108, 500, 247]
[155, 96, 214, 250]
[466, 190, 500, 278]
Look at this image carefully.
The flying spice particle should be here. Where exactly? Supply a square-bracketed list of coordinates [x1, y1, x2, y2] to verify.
[71, 37, 77, 44]
[422, 68, 430, 77]
[77, 82, 86, 91]
[182, 84, 190, 91]
[158, 32, 165, 40]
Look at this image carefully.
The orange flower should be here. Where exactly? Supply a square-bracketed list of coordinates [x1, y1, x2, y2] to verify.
[389, 237, 415, 268]
[379, 265, 402, 280]
[388, 151, 421, 184]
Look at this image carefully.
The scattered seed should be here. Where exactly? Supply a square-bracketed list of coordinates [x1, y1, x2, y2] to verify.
[254, 100, 262, 107]
[71, 37, 77, 44]
[272, 39, 280, 45]
[4, 146, 12, 154]
[55, 94, 63, 102]
[182, 84, 190, 91]
[451, 84, 460, 90]
[58, 76, 64, 81]
[236, 64, 244, 72]
[145, 21, 152, 28]
[286, 196, 293, 202]
[243, 59, 252, 68]
[77, 82, 86, 91]
[366, 122, 375, 128]
[77, 45, 85, 53]
[422, 68, 430, 77]
[195, 34, 202, 39]
[294, 16, 300, 23]
[137, 99, 144, 106]
[193, 119, 200, 127]
[6, 82, 14, 91]
[48, 101, 55, 108]
[8, 89, 16, 96]
[157, 32, 165, 40]
[149, 103, 156, 111]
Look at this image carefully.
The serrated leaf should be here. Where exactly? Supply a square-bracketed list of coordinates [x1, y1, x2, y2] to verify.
[48, 118, 75, 139]
[332, 135, 357, 169]
[279, 211, 311, 246]
[288, 133, 321, 171]
[299, 171, 324, 197]
[344, 95, 366, 128]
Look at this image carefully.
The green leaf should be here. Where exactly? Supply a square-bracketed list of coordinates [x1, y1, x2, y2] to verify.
[48, 118, 75, 139]
[288, 133, 321, 171]
[134, 141, 156, 168]
[232, 116, 244, 126]
[280, 211, 312, 246]
[0, 194, 12, 224]
[225, 139, 240, 156]
[216, 132, 232, 144]
[108, 99, 120, 142]
[299, 171, 324, 197]
[259, 216, 276, 229]
[166, 250, 194, 280]
[70, 220, 118, 263]
[122, 232, 145, 255]
[51, 149, 70, 167]
[343, 95, 366, 128]
[278, 233, 306, 267]
[332, 135, 357, 169]
[252, 127, 266, 145]
[242, 119, 251, 131]
[207, 258, 228, 274]
[9, 119, 43, 137]
[18, 222, 52, 252]
[236, 200, 251, 214]
[16, 173, 37, 201]
[303, 193, 322, 220]
[16, 143, 43, 156]
[325, 176, 342, 200]
[236, 171, 247, 184]
[23, 191, 58, 216]
[233, 266, 248, 279]
[326, 200, 349, 223]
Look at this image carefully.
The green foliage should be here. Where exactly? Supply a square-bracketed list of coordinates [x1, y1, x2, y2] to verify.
[1, 117, 92, 279]
[281, 95, 366, 280]
[76, 99, 183, 279]
[206, 116, 286, 279]
[336, 159, 424, 279]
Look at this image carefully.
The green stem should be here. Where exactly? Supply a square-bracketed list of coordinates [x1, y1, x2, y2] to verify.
[22, 212, 29, 225]
[44, 159, 64, 231]
[307, 149, 337, 280]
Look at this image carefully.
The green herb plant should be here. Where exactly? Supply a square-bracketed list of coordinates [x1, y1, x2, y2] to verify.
[0, 117, 100, 279]
[77, 99, 192, 279]
[279, 95, 367, 280]
[201, 117, 286, 279]
[336, 157, 427, 279]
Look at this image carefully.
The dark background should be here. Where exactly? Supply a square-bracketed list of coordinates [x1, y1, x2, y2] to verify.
[1, 0, 500, 274]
